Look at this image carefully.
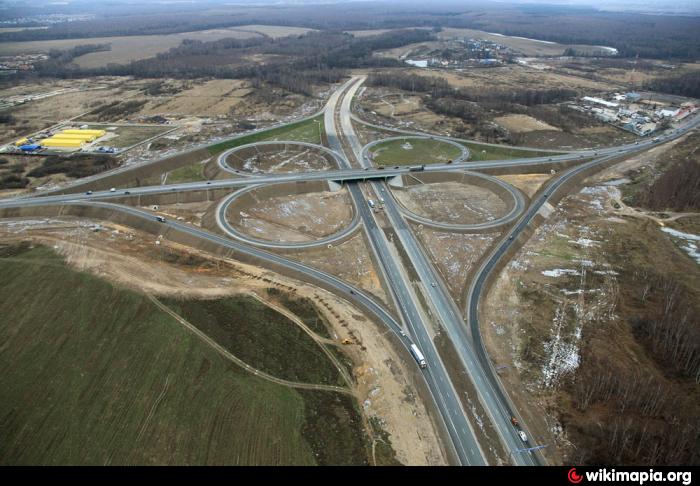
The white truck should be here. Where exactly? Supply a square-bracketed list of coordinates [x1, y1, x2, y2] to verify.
[368, 199, 375, 208]
[409, 344, 427, 369]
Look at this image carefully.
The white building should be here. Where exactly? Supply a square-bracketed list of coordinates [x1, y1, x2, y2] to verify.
[582, 96, 619, 108]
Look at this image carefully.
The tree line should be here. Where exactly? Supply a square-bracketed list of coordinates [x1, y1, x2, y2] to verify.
[644, 72, 700, 99]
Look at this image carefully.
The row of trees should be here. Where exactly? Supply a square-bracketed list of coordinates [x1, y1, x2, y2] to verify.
[644, 72, 700, 99]
[631, 134, 700, 212]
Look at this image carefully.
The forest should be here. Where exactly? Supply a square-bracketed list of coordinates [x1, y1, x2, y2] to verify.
[29, 30, 432, 96]
[2, 1, 698, 59]
[644, 72, 700, 99]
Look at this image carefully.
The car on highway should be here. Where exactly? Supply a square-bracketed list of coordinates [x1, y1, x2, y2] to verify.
[431, 282, 437, 287]
[85, 191, 93, 195]
[109, 188, 116, 192]
[518, 431, 528, 443]
[155, 216, 166, 223]
[124, 191, 131, 195]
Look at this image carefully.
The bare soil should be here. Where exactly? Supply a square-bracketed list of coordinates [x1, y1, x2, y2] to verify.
[393, 182, 508, 225]
[227, 189, 353, 242]
[496, 174, 551, 198]
[494, 114, 560, 134]
[413, 225, 500, 301]
[284, 233, 389, 306]
[229, 148, 332, 174]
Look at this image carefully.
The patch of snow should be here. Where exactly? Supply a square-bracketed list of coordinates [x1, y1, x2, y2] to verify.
[661, 227, 700, 264]
[510, 259, 527, 271]
[569, 237, 600, 248]
[542, 268, 581, 278]
[541, 304, 581, 388]
[603, 178, 631, 186]
[594, 270, 619, 276]
[405, 59, 428, 68]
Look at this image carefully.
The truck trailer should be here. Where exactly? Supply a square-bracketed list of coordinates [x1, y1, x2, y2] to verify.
[409, 344, 427, 368]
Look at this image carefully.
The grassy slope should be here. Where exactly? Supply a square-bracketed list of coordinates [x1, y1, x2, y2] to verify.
[207, 115, 325, 156]
[0, 244, 367, 465]
[161, 296, 345, 387]
[166, 162, 206, 184]
[460, 141, 558, 161]
[157, 114, 326, 184]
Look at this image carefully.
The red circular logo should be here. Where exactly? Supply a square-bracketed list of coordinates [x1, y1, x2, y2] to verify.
[568, 468, 583, 484]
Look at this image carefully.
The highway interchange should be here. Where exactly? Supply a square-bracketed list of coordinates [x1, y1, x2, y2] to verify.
[1, 75, 698, 466]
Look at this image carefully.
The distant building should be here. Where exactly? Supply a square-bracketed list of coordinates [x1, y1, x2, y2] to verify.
[656, 108, 679, 118]
[582, 96, 619, 108]
[592, 107, 618, 123]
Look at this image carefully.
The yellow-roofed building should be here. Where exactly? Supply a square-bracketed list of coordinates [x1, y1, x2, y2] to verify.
[52, 133, 96, 142]
[40, 138, 84, 148]
[62, 129, 106, 137]
[14, 137, 29, 146]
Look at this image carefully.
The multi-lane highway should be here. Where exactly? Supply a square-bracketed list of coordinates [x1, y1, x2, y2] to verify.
[328, 77, 488, 465]
[340, 76, 542, 465]
[1, 74, 697, 466]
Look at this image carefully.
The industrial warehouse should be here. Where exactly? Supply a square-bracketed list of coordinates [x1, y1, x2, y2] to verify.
[12, 128, 108, 153]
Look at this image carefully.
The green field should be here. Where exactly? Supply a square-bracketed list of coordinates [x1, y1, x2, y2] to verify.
[161, 296, 346, 387]
[208, 115, 325, 155]
[369, 138, 462, 166]
[278, 293, 332, 339]
[165, 162, 207, 184]
[459, 141, 560, 161]
[0, 244, 369, 465]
